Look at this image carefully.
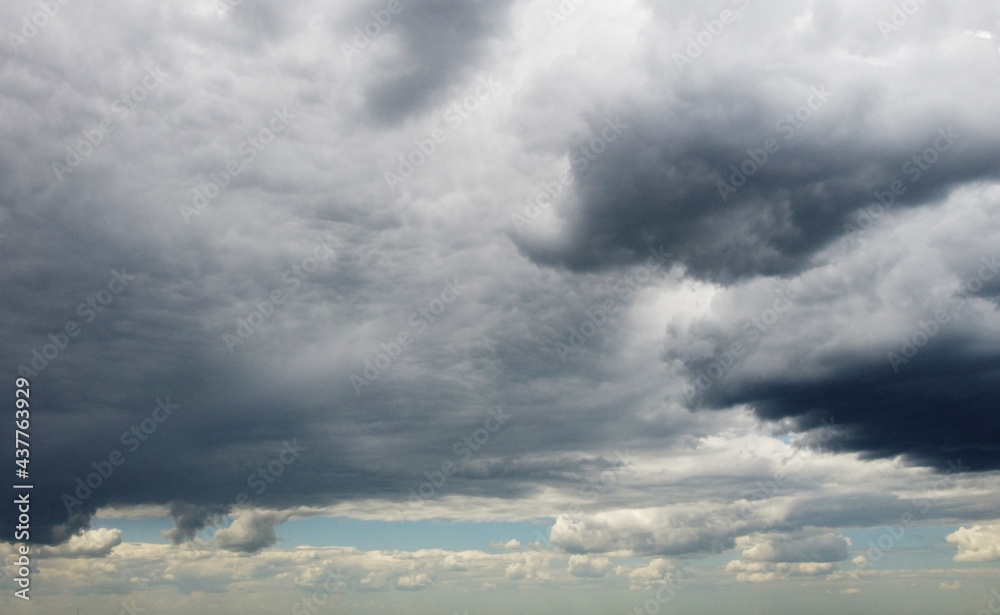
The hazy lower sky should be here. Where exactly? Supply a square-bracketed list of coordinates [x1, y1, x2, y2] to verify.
[2, 0, 1000, 613]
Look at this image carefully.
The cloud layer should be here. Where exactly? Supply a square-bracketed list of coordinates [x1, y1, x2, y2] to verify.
[0, 5, 999, 614]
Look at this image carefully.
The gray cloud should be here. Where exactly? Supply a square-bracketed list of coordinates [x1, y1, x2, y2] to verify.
[1, 0, 999, 565]
[343, 0, 516, 124]
[163, 503, 231, 546]
[214, 510, 292, 553]
[739, 532, 849, 563]
[511, 0, 1000, 278]
[665, 184, 1000, 470]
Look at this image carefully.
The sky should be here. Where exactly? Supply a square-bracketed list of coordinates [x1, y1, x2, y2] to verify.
[1, 0, 1000, 613]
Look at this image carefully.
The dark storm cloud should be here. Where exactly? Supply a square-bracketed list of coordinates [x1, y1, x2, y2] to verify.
[513, 1, 1000, 281]
[515, 83, 999, 282]
[162, 502, 230, 545]
[4, 0, 1000, 557]
[724, 355, 1000, 471]
[502, 0, 1000, 475]
[666, 184, 1000, 471]
[0, 189, 690, 546]
[0, 3, 527, 541]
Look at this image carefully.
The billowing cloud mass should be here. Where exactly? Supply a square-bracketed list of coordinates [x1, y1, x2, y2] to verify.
[212, 509, 293, 553]
[567, 553, 611, 577]
[37, 528, 123, 559]
[1, 0, 1000, 612]
[396, 572, 432, 590]
[737, 532, 850, 563]
[723, 532, 848, 583]
[665, 184, 1000, 471]
[946, 523, 1000, 562]
[617, 557, 680, 590]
